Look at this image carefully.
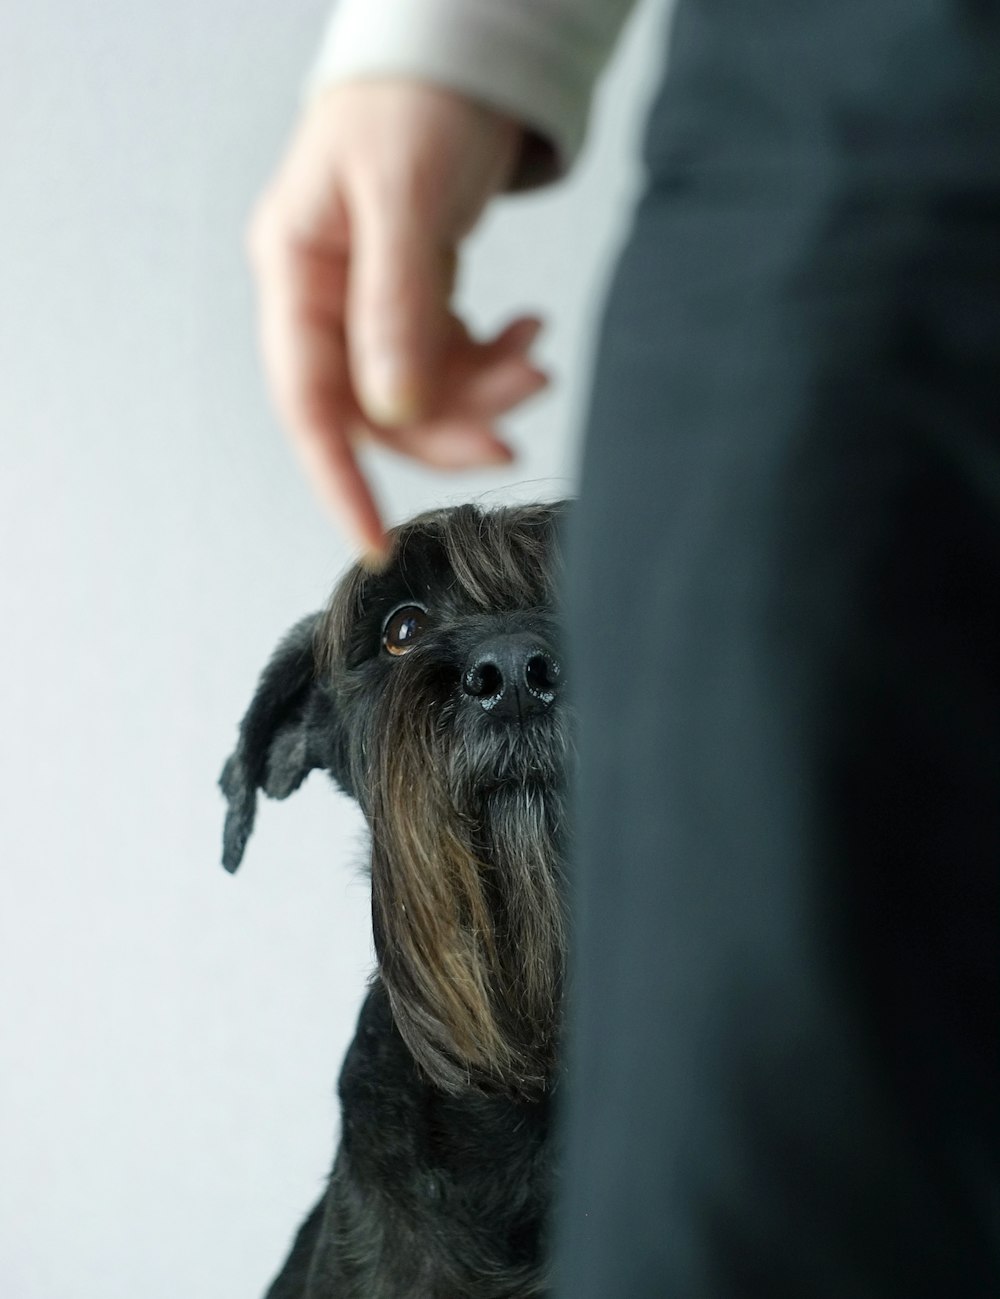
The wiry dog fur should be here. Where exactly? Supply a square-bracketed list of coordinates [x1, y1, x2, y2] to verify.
[220, 502, 570, 1298]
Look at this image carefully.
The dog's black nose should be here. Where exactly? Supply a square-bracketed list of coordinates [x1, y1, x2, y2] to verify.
[462, 633, 561, 721]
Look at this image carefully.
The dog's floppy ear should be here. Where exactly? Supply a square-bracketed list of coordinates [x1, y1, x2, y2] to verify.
[219, 613, 342, 874]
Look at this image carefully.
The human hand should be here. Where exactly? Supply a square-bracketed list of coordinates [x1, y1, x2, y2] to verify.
[247, 80, 549, 560]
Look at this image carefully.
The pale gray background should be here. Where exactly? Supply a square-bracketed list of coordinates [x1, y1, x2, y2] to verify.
[0, 3, 666, 1295]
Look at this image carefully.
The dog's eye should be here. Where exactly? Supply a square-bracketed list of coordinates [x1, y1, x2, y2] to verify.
[382, 604, 429, 656]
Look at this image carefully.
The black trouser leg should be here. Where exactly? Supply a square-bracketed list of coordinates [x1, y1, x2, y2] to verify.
[556, 3, 1000, 1293]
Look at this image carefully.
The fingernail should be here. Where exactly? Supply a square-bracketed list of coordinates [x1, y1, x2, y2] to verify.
[446, 439, 515, 470]
[485, 442, 516, 465]
[360, 542, 391, 572]
[361, 356, 421, 426]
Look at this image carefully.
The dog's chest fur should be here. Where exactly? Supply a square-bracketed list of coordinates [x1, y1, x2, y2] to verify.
[220, 503, 567, 1299]
[312, 982, 552, 1297]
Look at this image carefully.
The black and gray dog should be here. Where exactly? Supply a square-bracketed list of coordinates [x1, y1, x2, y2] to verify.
[220, 501, 569, 1298]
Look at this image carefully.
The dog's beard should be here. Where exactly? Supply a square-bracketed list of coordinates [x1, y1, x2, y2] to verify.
[359, 658, 568, 1099]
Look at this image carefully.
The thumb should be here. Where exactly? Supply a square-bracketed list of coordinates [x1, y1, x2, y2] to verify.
[347, 193, 454, 427]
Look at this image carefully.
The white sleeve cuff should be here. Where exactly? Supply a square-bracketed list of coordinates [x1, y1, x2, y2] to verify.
[305, 0, 636, 183]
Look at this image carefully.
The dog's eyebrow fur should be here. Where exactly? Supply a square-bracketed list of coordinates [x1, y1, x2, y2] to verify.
[435, 503, 558, 612]
[317, 502, 563, 675]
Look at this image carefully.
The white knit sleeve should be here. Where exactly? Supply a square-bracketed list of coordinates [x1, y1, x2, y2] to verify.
[305, 0, 638, 183]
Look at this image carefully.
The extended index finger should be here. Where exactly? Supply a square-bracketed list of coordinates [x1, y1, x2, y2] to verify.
[253, 233, 389, 559]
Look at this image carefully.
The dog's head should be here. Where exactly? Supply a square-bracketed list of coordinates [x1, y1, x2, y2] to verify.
[220, 501, 569, 1097]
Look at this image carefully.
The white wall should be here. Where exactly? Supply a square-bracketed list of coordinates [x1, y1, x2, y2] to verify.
[0, 3, 667, 1295]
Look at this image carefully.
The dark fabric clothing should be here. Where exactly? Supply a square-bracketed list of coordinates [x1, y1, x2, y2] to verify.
[556, 3, 1000, 1295]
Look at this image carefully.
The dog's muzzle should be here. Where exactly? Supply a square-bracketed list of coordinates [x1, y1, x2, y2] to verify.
[461, 632, 561, 723]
